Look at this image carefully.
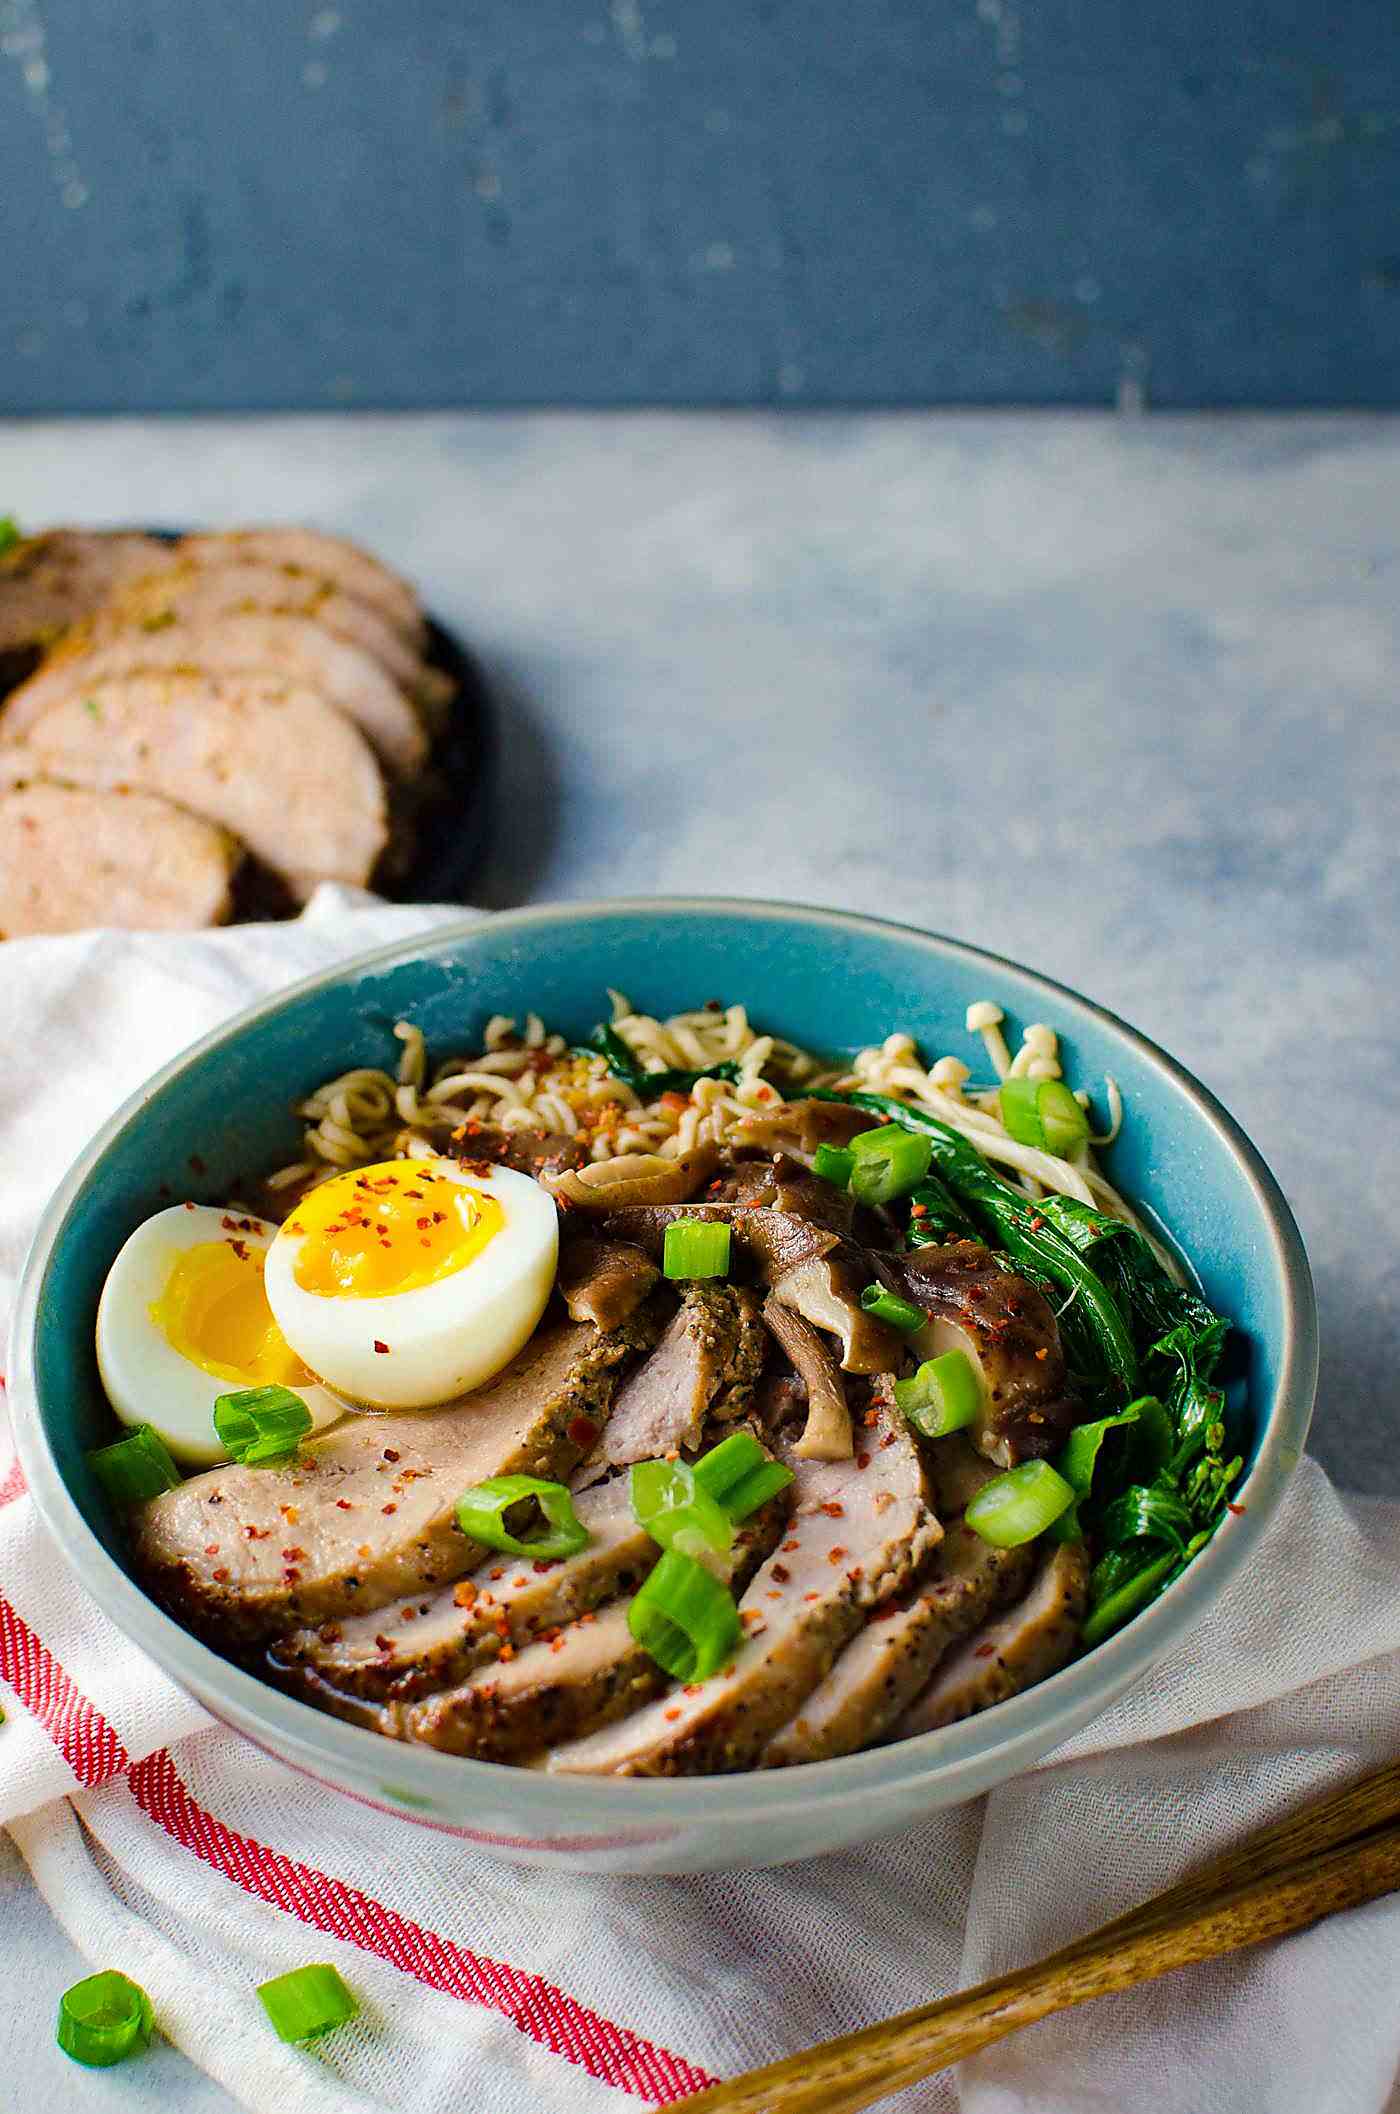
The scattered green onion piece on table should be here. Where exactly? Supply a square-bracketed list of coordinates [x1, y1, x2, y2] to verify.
[893, 1349, 982, 1439]
[213, 1385, 312, 1466]
[858, 1283, 927, 1333]
[692, 1430, 794, 1519]
[87, 1424, 182, 1504]
[628, 1550, 742, 1681]
[256, 1963, 359, 2045]
[662, 1219, 731, 1281]
[847, 1124, 933, 1205]
[630, 1458, 735, 1561]
[965, 1459, 1076, 1547]
[455, 1475, 590, 1559]
[1080, 1550, 1178, 1648]
[811, 1142, 854, 1190]
[999, 1077, 1091, 1158]
[56, 1971, 155, 2068]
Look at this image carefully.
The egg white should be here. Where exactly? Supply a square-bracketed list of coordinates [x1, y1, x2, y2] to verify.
[263, 1160, 559, 1410]
[96, 1205, 345, 1466]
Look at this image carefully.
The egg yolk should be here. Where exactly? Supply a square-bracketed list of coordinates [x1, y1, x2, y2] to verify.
[286, 1160, 505, 1299]
[152, 1239, 308, 1387]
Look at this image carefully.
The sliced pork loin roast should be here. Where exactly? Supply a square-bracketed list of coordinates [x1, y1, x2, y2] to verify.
[0, 777, 241, 937]
[557, 1238, 659, 1332]
[0, 530, 177, 662]
[96, 559, 444, 710]
[385, 1487, 791, 1760]
[579, 1283, 765, 1479]
[895, 1540, 1089, 1737]
[133, 1310, 661, 1648]
[178, 529, 425, 643]
[273, 1474, 660, 1707]
[548, 1392, 941, 1776]
[2, 612, 428, 777]
[762, 1440, 1035, 1764]
[894, 1242, 1079, 1466]
[9, 669, 389, 897]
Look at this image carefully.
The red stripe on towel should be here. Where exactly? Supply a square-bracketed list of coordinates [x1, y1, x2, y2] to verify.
[0, 1587, 713, 2101]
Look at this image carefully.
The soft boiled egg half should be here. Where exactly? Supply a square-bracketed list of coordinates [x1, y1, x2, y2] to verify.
[262, 1158, 558, 1410]
[96, 1206, 345, 1465]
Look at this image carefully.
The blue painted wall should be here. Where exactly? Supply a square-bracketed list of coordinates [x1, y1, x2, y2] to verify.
[2, 1, 1397, 412]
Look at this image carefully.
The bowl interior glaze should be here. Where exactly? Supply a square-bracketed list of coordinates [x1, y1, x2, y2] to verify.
[11, 900, 1317, 1872]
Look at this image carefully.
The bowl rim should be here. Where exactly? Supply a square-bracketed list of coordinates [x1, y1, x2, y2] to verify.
[9, 896, 1318, 1823]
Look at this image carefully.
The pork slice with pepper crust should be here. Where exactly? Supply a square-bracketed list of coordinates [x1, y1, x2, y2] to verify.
[896, 1241, 1079, 1466]
[547, 1394, 940, 1776]
[762, 1441, 1034, 1765]
[896, 1540, 1089, 1735]
[132, 1309, 661, 1649]
[579, 1282, 765, 1477]
[271, 1473, 660, 1706]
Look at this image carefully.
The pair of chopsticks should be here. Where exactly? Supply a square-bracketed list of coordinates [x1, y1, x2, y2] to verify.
[673, 1758, 1400, 2113]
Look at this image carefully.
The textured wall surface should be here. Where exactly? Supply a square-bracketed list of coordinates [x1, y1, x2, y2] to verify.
[2, 0, 1397, 413]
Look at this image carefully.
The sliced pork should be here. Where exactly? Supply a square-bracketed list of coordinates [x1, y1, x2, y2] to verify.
[547, 1395, 940, 1776]
[10, 669, 389, 897]
[0, 778, 240, 937]
[133, 1311, 660, 1646]
[2, 613, 428, 777]
[178, 529, 424, 642]
[0, 530, 177, 661]
[580, 1283, 764, 1475]
[896, 1541, 1089, 1735]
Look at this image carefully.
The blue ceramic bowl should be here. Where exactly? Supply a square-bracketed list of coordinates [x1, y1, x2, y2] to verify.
[9, 900, 1317, 1873]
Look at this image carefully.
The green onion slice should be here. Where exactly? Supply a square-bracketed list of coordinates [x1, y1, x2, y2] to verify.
[630, 1458, 735, 1561]
[256, 1963, 359, 2045]
[894, 1349, 982, 1438]
[87, 1425, 182, 1504]
[213, 1384, 312, 1467]
[56, 1971, 155, 2067]
[693, 1430, 793, 1519]
[965, 1459, 1076, 1547]
[662, 1218, 732, 1281]
[811, 1142, 855, 1190]
[455, 1474, 590, 1559]
[848, 1124, 933, 1205]
[859, 1282, 928, 1333]
[627, 1550, 742, 1681]
[1081, 1549, 1177, 1648]
[999, 1077, 1090, 1158]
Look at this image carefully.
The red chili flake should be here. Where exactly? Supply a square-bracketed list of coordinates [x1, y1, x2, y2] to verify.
[974, 1642, 997, 1659]
[856, 1452, 870, 1471]
[279, 1505, 299, 1523]
[373, 1340, 390, 1355]
[1227, 1501, 1247, 1516]
[318, 1622, 342, 1643]
[335, 1498, 354, 1511]
[382, 1502, 398, 1515]
[203, 1543, 220, 1556]
[771, 1563, 791, 1585]
[282, 1566, 301, 1585]
[847, 1565, 864, 1583]
[803, 1592, 820, 1603]
[512, 1576, 528, 1590]
[244, 1523, 271, 1540]
[880, 1432, 897, 1450]
[374, 1634, 395, 1653]
[659, 1091, 689, 1113]
[664, 1706, 683, 1721]
[489, 1566, 505, 1581]
[454, 1581, 478, 1608]
[568, 1415, 597, 1449]
[682, 1682, 703, 1696]
[828, 1546, 848, 1564]
[863, 1409, 880, 1427]
[577, 1611, 596, 1626]
[1029, 1215, 1046, 1232]
[183, 1201, 196, 1212]
[873, 1601, 902, 1622]
[531, 1558, 561, 1575]
[228, 1239, 250, 1263]
[358, 1544, 373, 1559]
[549, 1636, 565, 1654]
[782, 1538, 800, 1553]
[1034, 1346, 1049, 1363]
[819, 1501, 845, 1518]
[401, 1606, 418, 1621]
[211, 1566, 230, 1583]
[382, 1448, 401, 1463]
[281, 1545, 307, 1561]
[499, 1642, 516, 1662]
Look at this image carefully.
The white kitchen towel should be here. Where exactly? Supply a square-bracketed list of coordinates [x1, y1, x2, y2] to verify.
[2, 896, 1398, 2114]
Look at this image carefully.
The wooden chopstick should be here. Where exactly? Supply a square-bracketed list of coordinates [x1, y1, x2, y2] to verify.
[672, 1760, 1400, 2114]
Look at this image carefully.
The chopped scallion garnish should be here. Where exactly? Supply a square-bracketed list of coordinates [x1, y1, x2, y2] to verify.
[455, 1474, 590, 1559]
[811, 1142, 855, 1189]
[662, 1218, 731, 1280]
[627, 1550, 742, 1681]
[87, 1425, 182, 1505]
[693, 1429, 793, 1518]
[56, 1971, 154, 2067]
[965, 1459, 1077, 1547]
[213, 1385, 312, 1467]
[999, 1077, 1090, 1158]
[256, 1963, 359, 2045]
[630, 1458, 735, 1561]
[893, 1349, 982, 1438]
[847, 1124, 933, 1205]
[858, 1283, 927, 1333]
